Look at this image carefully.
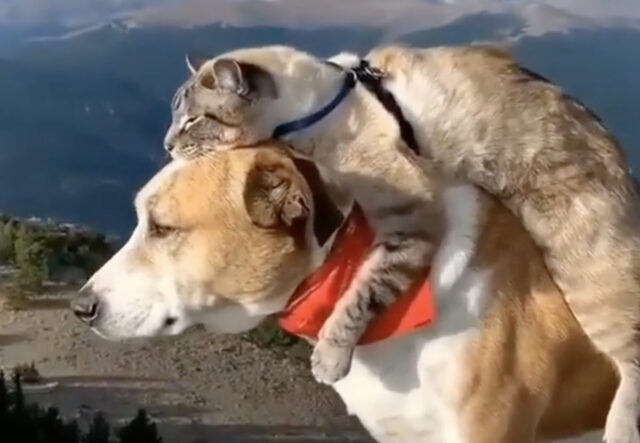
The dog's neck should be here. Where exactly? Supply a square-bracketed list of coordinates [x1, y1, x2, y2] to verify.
[218, 197, 354, 328]
[279, 202, 437, 344]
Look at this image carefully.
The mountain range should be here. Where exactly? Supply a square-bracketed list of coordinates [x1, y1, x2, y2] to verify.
[0, 9, 639, 237]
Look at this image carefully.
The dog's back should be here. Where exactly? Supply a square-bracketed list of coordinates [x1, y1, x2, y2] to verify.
[462, 190, 616, 442]
[335, 181, 616, 442]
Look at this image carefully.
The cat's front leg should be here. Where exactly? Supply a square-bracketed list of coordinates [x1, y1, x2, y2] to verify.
[311, 232, 434, 384]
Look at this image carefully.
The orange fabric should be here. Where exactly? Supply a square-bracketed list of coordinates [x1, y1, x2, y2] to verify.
[277, 205, 437, 345]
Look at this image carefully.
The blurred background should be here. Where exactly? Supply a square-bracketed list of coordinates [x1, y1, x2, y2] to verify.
[0, 0, 638, 237]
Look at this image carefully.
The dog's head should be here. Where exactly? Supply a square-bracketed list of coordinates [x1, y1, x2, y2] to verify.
[71, 144, 348, 340]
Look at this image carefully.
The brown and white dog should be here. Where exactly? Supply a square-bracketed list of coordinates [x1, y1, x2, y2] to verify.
[71, 144, 616, 443]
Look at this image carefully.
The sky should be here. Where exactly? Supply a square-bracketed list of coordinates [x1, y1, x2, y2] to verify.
[0, 0, 639, 34]
[0, 0, 172, 27]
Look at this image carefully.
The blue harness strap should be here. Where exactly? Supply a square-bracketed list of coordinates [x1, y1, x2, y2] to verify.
[272, 71, 357, 139]
[272, 59, 419, 155]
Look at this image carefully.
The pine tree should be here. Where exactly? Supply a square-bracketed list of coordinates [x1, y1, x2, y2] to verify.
[0, 372, 165, 443]
[0, 371, 7, 428]
[117, 409, 162, 443]
[83, 412, 110, 443]
[11, 371, 25, 414]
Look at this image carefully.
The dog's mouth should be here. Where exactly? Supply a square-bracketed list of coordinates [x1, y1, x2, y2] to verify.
[182, 323, 206, 335]
[82, 304, 202, 340]
[90, 319, 205, 342]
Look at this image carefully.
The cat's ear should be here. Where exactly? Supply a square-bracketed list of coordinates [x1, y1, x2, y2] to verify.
[209, 58, 277, 100]
[185, 53, 209, 75]
[243, 150, 344, 246]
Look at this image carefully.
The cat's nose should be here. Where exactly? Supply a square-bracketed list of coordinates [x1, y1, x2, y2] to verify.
[163, 130, 176, 153]
[163, 138, 174, 153]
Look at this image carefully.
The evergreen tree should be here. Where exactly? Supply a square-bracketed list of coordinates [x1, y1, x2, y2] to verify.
[83, 412, 110, 443]
[0, 372, 165, 443]
[117, 409, 162, 443]
[0, 372, 7, 428]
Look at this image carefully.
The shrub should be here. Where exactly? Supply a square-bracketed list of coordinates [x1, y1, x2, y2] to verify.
[243, 316, 310, 363]
[244, 316, 299, 349]
[3, 285, 33, 311]
[12, 362, 42, 384]
[0, 220, 16, 263]
[0, 214, 116, 290]
[13, 226, 49, 290]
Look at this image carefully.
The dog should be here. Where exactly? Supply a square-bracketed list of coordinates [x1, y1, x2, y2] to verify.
[72, 143, 616, 442]
[163, 45, 640, 442]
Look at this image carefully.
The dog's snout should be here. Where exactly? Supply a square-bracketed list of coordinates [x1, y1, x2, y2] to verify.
[71, 290, 100, 324]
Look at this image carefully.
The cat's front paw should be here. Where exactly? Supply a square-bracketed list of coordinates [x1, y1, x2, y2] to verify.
[310, 340, 354, 385]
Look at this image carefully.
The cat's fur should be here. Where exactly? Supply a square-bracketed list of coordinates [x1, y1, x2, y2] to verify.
[164, 44, 640, 443]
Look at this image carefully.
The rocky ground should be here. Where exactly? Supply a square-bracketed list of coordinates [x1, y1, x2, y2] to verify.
[0, 267, 372, 442]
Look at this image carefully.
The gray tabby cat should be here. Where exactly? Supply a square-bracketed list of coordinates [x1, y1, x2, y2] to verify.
[164, 44, 640, 443]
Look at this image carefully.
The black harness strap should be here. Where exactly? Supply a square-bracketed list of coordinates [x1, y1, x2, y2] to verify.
[352, 60, 421, 156]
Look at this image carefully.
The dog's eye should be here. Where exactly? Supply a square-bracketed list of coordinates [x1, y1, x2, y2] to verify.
[148, 220, 178, 238]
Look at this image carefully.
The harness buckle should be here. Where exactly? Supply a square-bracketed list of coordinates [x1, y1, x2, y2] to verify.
[354, 60, 387, 83]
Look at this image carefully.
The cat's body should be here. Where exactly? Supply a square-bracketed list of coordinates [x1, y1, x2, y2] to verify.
[164, 44, 640, 442]
[363, 46, 640, 443]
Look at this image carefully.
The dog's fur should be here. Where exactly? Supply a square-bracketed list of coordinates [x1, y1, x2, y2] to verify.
[73, 145, 616, 442]
[163, 44, 640, 442]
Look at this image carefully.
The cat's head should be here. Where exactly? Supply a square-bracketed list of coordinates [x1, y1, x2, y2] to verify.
[163, 46, 341, 160]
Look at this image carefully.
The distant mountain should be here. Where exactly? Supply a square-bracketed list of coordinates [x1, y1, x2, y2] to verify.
[0, 12, 639, 236]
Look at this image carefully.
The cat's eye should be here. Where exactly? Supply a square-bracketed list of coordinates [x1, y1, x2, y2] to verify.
[183, 116, 201, 131]
[204, 112, 233, 127]
[148, 219, 179, 238]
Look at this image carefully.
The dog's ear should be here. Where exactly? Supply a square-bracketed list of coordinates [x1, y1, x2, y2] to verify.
[290, 157, 344, 246]
[244, 151, 344, 246]
[244, 152, 311, 241]
[205, 58, 277, 99]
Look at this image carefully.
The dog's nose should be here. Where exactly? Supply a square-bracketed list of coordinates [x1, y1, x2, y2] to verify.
[71, 290, 100, 324]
